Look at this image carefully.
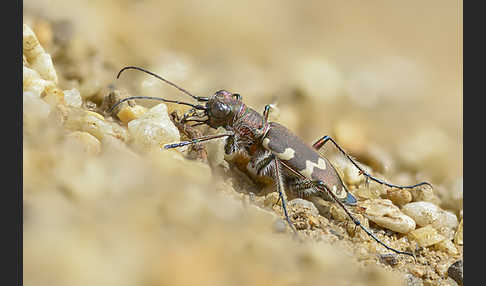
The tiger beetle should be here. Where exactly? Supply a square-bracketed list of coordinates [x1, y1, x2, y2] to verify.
[110, 66, 432, 260]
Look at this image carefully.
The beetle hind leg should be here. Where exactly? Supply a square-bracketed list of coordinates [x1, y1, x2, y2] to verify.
[312, 135, 433, 190]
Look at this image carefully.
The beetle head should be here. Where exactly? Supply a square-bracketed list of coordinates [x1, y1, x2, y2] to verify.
[205, 89, 243, 128]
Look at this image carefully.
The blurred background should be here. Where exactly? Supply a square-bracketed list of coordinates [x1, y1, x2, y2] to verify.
[24, 0, 462, 182]
[23, 1, 462, 285]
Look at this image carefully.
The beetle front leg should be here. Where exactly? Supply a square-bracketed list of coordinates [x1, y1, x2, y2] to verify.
[164, 132, 234, 149]
[312, 135, 432, 190]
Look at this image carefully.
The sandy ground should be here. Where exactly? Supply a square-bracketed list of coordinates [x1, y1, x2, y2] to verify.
[23, 1, 462, 285]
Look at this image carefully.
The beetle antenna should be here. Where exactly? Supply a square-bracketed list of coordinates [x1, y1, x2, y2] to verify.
[117, 66, 209, 102]
[108, 96, 206, 114]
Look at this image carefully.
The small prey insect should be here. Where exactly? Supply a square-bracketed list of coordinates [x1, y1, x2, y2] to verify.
[110, 66, 432, 260]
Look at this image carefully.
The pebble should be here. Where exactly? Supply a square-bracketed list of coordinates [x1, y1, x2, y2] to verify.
[65, 131, 101, 155]
[23, 66, 54, 97]
[307, 196, 332, 219]
[401, 202, 458, 239]
[407, 225, 445, 247]
[409, 187, 441, 205]
[288, 199, 320, 230]
[329, 204, 348, 223]
[433, 239, 458, 255]
[263, 192, 280, 208]
[401, 202, 442, 227]
[63, 88, 83, 108]
[288, 199, 319, 216]
[23, 91, 51, 122]
[454, 219, 463, 245]
[378, 253, 398, 266]
[432, 210, 459, 239]
[64, 109, 128, 142]
[404, 273, 423, 286]
[116, 105, 148, 124]
[23, 24, 58, 83]
[360, 199, 416, 234]
[41, 85, 65, 107]
[447, 260, 463, 286]
[354, 185, 382, 200]
[409, 265, 427, 278]
[386, 189, 412, 206]
[128, 103, 180, 152]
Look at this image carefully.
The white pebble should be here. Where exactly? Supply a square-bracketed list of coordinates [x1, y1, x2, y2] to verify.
[401, 202, 441, 227]
[30, 53, 58, 83]
[401, 202, 458, 234]
[23, 91, 51, 121]
[23, 66, 53, 97]
[64, 109, 128, 142]
[23, 24, 58, 83]
[65, 131, 101, 155]
[63, 88, 83, 108]
[128, 103, 180, 152]
[433, 210, 459, 231]
[360, 199, 416, 234]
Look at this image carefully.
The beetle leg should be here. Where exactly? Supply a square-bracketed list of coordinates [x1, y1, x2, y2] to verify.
[312, 135, 432, 190]
[224, 135, 237, 155]
[287, 177, 356, 205]
[287, 178, 319, 198]
[273, 157, 298, 234]
[311, 180, 416, 260]
[164, 132, 234, 149]
[255, 104, 272, 136]
[278, 160, 415, 259]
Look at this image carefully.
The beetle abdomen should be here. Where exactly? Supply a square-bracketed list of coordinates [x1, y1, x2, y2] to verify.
[262, 122, 356, 205]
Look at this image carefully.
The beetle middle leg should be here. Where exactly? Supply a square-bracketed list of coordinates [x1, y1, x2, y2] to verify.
[248, 150, 297, 233]
[273, 157, 297, 234]
[312, 135, 432, 190]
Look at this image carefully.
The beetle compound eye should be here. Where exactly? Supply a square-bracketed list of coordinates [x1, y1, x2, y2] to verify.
[211, 101, 231, 118]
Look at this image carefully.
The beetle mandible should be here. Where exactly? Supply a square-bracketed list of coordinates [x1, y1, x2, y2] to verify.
[110, 66, 432, 259]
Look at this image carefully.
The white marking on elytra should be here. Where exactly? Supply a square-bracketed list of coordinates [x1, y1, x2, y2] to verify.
[300, 158, 327, 178]
[262, 138, 296, 160]
[275, 148, 295, 160]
